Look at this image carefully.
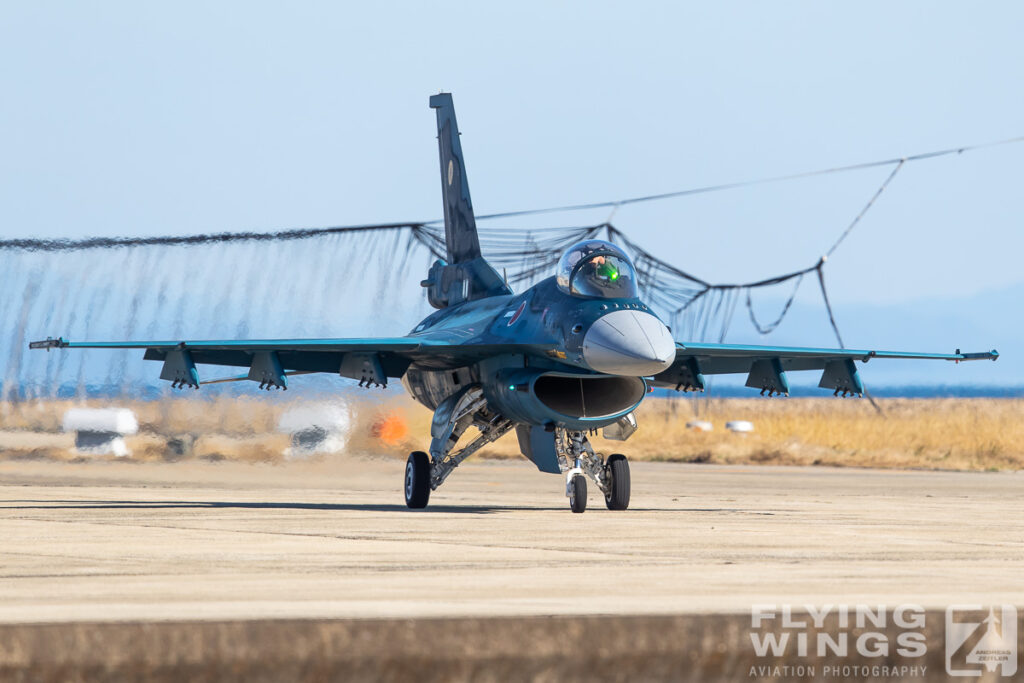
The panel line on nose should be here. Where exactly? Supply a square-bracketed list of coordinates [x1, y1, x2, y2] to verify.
[601, 318, 626, 337]
[585, 337, 663, 361]
[626, 313, 659, 360]
[632, 311, 658, 355]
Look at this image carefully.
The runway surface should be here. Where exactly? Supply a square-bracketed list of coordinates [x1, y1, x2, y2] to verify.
[0, 457, 1022, 623]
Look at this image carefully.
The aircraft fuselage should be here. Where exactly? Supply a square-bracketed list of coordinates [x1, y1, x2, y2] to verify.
[401, 276, 674, 431]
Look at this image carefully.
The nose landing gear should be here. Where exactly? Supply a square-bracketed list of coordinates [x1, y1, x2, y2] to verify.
[558, 430, 631, 513]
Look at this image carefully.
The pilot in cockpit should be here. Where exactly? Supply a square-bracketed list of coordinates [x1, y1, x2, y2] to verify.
[555, 239, 638, 299]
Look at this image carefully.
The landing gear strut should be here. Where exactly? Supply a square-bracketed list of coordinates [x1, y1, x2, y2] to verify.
[403, 386, 514, 510]
[557, 429, 630, 513]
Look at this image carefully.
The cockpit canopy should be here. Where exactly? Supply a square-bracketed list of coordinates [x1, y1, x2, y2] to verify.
[556, 239, 638, 299]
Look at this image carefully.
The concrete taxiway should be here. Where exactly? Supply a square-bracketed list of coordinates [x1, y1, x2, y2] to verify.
[0, 458, 1021, 623]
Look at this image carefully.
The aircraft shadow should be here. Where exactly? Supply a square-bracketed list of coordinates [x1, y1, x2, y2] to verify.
[2, 500, 690, 513]
[0, 499, 569, 514]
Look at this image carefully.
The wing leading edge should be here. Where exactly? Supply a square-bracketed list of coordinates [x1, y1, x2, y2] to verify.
[651, 342, 999, 396]
[28, 336, 555, 390]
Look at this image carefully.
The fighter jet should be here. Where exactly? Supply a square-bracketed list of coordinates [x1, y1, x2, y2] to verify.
[31, 93, 998, 513]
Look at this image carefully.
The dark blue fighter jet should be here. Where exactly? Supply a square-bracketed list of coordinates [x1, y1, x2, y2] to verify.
[31, 93, 998, 513]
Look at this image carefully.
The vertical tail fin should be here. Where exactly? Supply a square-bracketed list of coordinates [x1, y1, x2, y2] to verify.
[430, 93, 482, 264]
[422, 93, 510, 308]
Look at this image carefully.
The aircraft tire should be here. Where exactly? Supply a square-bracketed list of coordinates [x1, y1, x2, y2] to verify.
[405, 451, 431, 509]
[604, 453, 630, 510]
[569, 474, 587, 513]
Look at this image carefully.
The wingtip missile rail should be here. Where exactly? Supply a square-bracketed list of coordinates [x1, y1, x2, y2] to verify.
[28, 337, 68, 350]
[953, 349, 999, 362]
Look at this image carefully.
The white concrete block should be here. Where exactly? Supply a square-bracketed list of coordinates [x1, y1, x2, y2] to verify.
[62, 408, 138, 457]
[725, 420, 754, 433]
[278, 403, 351, 459]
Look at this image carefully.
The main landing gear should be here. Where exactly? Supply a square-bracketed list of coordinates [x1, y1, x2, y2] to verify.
[408, 438, 631, 513]
[402, 387, 631, 514]
[404, 386, 514, 510]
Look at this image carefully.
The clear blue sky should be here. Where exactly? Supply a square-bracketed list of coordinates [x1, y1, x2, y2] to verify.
[2, 2, 1022, 309]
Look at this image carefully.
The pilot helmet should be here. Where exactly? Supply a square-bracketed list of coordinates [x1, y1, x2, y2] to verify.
[556, 239, 638, 298]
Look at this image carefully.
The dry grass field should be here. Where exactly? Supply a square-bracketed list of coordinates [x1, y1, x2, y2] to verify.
[0, 394, 1021, 471]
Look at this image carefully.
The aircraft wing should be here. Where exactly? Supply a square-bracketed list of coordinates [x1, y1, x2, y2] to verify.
[28, 336, 554, 389]
[650, 342, 999, 396]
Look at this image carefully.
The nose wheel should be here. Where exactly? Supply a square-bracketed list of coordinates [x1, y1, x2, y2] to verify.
[558, 430, 632, 513]
[568, 473, 587, 513]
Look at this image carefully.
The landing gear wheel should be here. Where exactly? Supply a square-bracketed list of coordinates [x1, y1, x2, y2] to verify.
[604, 453, 630, 510]
[569, 474, 587, 513]
[405, 451, 431, 509]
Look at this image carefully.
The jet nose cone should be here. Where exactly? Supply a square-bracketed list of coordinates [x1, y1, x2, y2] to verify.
[582, 309, 676, 376]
